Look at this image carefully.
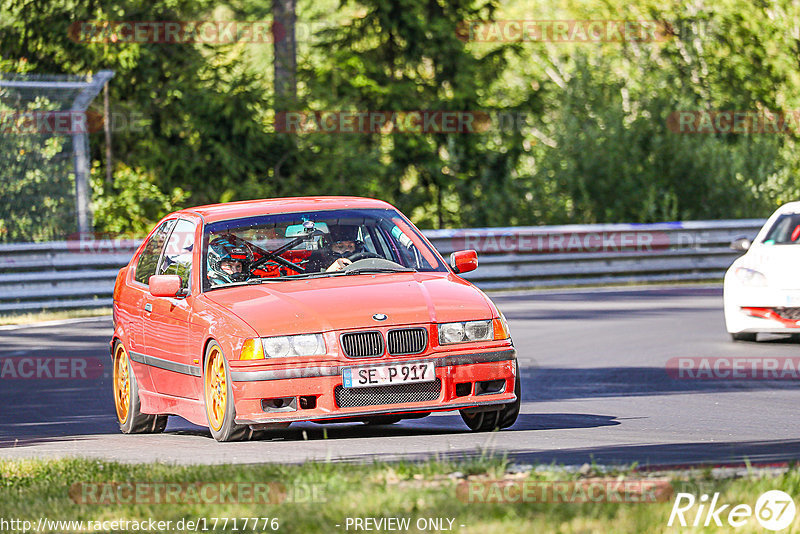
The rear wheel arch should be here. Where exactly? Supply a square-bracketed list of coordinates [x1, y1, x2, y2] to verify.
[111, 338, 167, 434]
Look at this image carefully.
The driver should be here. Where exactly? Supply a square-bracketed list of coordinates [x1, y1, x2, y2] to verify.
[207, 236, 252, 285]
[306, 225, 363, 272]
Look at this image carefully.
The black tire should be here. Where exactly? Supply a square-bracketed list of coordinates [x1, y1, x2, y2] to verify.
[363, 416, 403, 425]
[203, 341, 251, 442]
[460, 363, 521, 432]
[461, 409, 502, 432]
[151, 416, 169, 433]
[731, 332, 757, 342]
[499, 369, 522, 428]
[249, 422, 292, 440]
[113, 340, 168, 434]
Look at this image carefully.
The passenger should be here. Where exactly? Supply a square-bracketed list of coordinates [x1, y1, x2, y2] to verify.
[306, 225, 363, 272]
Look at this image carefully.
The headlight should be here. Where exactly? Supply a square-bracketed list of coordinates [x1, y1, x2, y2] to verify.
[438, 320, 494, 344]
[261, 336, 292, 358]
[290, 334, 325, 356]
[734, 267, 767, 287]
[261, 333, 326, 358]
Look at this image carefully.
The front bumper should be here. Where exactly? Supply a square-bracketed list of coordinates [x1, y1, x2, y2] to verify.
[728, 307, 800, 333]
[230, 348, 517, 425]
[724, 284, 800, 333]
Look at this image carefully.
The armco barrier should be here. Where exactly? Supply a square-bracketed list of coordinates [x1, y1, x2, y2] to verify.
[0, 219, 765, 312]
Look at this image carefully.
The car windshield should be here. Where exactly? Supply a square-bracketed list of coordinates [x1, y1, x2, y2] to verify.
[203, 208, 446, 289]
[762, 213, 800, 245]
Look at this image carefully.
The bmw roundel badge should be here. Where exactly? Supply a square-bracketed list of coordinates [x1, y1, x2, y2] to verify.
[372, 313, 388, 321]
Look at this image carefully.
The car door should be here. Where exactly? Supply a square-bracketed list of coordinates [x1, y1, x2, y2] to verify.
[143, 218, 199, 398]
[125, 219, 177, 391]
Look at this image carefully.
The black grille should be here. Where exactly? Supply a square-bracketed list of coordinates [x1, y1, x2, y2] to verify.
[387, 328, 428, 355]
[774, 307, 800, 320]
[340, 331, 384, 358]
[335, 379, 442, 408]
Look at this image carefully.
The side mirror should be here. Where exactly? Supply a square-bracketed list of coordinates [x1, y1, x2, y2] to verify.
[450, 250, 478, 274]
[730, 237, 751, 252]
[149, 275, 183, 297]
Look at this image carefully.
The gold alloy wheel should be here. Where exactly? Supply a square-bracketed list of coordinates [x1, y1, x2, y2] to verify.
[113, 344, 130, 424]
[205, 347, 227, 431]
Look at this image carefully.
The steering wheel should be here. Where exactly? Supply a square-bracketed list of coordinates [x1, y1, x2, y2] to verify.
[346, 251, 381, 262]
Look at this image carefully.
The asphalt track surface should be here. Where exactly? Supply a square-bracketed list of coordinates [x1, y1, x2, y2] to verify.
[1, 285, 799, 467]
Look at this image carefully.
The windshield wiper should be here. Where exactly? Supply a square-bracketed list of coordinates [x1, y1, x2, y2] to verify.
[345, 267, 416, 275]
[250, 271, 349, 282]
[210, 278, 282, 289]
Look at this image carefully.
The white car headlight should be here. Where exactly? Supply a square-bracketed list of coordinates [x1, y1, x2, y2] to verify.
[734, 267, 767, 287]
[261, 334, 326, 358]
[438, 320, 494, 345]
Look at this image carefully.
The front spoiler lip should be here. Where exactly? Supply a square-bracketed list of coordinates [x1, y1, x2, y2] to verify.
[234, 397, 517, 425]
[740, 307, 800, 328]
[229, 348, 516, 383]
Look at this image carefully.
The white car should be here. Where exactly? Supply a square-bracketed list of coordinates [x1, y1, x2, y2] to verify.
[724, 201, 800, 341]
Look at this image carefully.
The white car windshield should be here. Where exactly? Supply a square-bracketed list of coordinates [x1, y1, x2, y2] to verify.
[762, 213, 800, 245]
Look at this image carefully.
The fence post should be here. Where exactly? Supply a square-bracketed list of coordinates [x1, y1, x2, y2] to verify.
[70, 70, 115, 235]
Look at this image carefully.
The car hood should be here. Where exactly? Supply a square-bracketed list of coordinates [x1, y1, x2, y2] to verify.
[740, 245, 800, 290]
[202, 272, 495, 336]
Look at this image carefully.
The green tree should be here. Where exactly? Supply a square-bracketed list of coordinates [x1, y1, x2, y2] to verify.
[292, 0, 539, 228]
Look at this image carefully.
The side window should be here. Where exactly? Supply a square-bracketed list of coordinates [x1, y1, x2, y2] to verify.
[366, 226, 390, 258]
[134, 220, 176, 285]
[158, 219, 196, 291]
[360, 226, 378, 255]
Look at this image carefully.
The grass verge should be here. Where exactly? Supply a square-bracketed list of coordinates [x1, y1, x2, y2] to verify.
[1, 458, 798, 533]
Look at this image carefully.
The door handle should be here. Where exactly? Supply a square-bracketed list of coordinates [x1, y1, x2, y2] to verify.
[144, 303, 152, 313]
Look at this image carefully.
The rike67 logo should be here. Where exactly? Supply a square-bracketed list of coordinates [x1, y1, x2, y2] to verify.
[669, 490, 796, 531]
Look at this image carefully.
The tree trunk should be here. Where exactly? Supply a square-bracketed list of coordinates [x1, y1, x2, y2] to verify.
[273, 0, 297, 186]
[273, 0, 297, 106]
[104, 81, 113, 185]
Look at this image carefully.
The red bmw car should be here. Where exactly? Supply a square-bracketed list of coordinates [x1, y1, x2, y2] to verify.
[111, 197, 520, 441]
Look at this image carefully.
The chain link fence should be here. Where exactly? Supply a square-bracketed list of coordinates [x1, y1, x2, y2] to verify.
[0, 71, 114, 243]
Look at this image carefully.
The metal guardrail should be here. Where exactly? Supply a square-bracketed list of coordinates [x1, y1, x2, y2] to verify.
[0, 219, 766, 312]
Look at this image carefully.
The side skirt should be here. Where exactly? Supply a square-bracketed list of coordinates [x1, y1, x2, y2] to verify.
[139, 389, 207, 427]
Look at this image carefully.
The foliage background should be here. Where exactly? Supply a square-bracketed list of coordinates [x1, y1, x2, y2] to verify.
[1, 0, 799, 239]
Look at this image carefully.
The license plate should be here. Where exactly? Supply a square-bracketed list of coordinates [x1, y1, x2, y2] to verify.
[342, 362, 435, 388]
